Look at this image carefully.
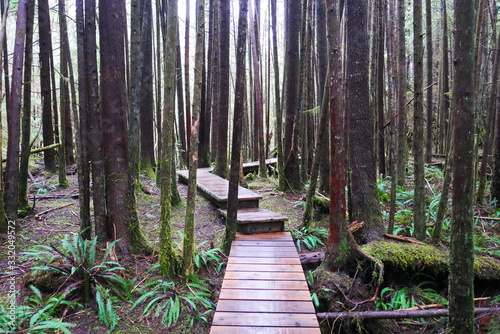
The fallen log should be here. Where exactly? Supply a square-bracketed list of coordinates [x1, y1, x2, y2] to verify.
[300, 252, 325, 270]
[35, 202, 75, 219]
[2, 143, 61, 163]
[317, 307, 500, 320]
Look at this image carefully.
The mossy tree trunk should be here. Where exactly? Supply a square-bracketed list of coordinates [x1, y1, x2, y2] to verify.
[159, 0, 181, 276]
[449, 1, 476, 332]
[323, 0, 358, 270]
[221, 0, 248, 254]
[395, 0, 407, 187]
[57, 0, 70, 188]
[412, 0, 426, 241]
[183, 0, 204, 275]
[75, 0, 91, 239]
[0, 0, 10, 233]
[85, 0, 108, 242]
[99, 0, 150, 256]
[346, 0, 384, 243]
[18, 0, 35, 211]
[5, 0, 27, 220]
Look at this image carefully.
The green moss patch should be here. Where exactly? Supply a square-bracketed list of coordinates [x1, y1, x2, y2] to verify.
[362, 240, 500, 281]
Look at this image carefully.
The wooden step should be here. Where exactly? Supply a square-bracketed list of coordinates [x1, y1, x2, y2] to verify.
[177, 169, 261, 209]
[218, 207, 287, 234]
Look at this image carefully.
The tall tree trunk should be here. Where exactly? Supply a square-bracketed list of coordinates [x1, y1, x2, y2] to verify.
[323, 0, 358, 270]
[140, 0, 156, 174]
[425, 0, 434, 163]
[57, 0, 69, 188]
[213, 0, 230, 178]
[38, 0, 56, 173]
[477, 19, 500, 205]
[5, 0, 27, 220]
[76, 0, 91, 239]
[281, 0, 302, 191]
[376, 0, 386, 176]
[249, 0, 266, 178]
[439, 0, 451, 154]
[18, 0, 35, 211]
[184, 0, 192, 166]
[99, 0, 149, 255]
[396, 0, 407, 187]
[222, 0, 248, 254]
[159, 0, 181, 276]
[271, 0, 284, 190]
[317, 0, 330, 193]
[0, 0, 9, 233]
[413, 0, 426, 240]
[85, 0, 108, 241]
[346, 0, 384, 243]
[449, 1, 476, 331]
[183, 0, 205, 275]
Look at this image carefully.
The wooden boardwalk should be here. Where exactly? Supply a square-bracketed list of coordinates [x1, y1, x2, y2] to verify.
[210, 232, 320, 333]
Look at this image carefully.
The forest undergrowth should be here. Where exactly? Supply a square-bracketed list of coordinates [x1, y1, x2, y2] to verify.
[0, 160, 499, 333]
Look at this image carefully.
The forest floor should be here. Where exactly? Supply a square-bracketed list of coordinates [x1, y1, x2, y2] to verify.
[0, 162, 320, 334]
[1, 160, 500, 333]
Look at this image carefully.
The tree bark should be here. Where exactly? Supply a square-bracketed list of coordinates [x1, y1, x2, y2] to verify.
[159, 0, 181, 276]
[281, 0, 302, 191]
[18, 0, 35, 211]
[346, 0, 384, 243]
[222, 0, 247, 254]
[395, 0, 407, 187]
[213, 0, 230, 178]
[76, 0, 91, 239]
[413, 0, 426, 241]
[183, 0, 205, 275]
[5, 0, 27, 220]
[425, 0, 433, 163]
[449, 1, 476, 331]
[85, 0, 108, 241]
[99, 0, 149, 255]
[38, 0, 56, 173]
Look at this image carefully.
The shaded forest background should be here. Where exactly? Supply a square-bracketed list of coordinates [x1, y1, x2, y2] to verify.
[0, 0, 498, 332]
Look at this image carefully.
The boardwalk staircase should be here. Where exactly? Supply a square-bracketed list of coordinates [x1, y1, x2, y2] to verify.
[177, 166, 321, 332]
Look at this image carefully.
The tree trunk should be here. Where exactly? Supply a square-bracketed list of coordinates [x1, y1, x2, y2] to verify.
[346, 0, 384, 243]
[439, 0, 450, 154]
[159, 0, 181, 276]
[317, 0, 330, 194]
[449, 1, 476, 331]
[396, 0, 407, 187]
[140, 0, 156, 174]
[271, 0, 284, 191]
[183, 0, 205, 275]
[281, 0, 302, 191]
[99, 0, 149, 255]
[222, 0, 247, 254]
[38, 0, 56, 173]
[376, 0, 386, 176]
[76, 0, 91, 239]
[5, 0, 27, 220]
[249, 1, 266, 178]
[0, 0, 10, 233]
[18, 0, 35, 211]
[425, 0, 433, 163]
[413, 0, 426, 241]
[213, 0, 230, 178]
[184, 0, 192, 167]
[323, 0, 358, 270]
[58, 0, 70, 188]
[85, 0, 108, 242]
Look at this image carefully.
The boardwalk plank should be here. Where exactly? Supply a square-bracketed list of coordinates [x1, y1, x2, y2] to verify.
[226, 264, 303, 272]
[222, 279, 309, 290]
[219, 289, 312, 301]
[223, 271, 306, 281]
[212, 312, 318, 327]
[215, 300, 315, 313]
[211, 327, 321, 334]
[227, 257, 301, 265]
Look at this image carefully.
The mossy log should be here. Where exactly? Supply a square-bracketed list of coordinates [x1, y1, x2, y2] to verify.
[362, 240, 500, 281]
